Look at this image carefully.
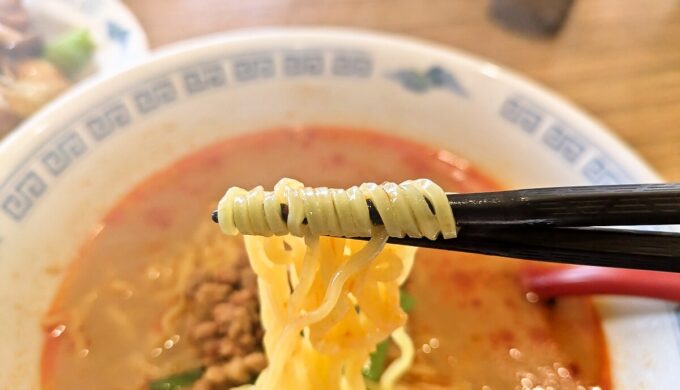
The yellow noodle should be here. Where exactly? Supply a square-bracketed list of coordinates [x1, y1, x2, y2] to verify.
[217, 178, 456, 389]
[218, 178, 456, 239]
[381, 327, 415, 390]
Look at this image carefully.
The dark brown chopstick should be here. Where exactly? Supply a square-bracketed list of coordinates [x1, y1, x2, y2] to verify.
[375, 227, 680, 273]
[447, 183, 680, 227]
[212, 183, 680, 227]
[211, 183, 680, 272]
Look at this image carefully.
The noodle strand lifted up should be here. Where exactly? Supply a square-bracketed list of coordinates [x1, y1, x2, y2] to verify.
[216, 178, 456, 389]
[218, 178, 456, 240]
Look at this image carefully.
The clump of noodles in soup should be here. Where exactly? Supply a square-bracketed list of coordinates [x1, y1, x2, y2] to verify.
[215, 178, 456, 388]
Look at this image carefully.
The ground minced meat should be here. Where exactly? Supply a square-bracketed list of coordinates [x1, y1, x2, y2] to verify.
[185, 255, 266, 389]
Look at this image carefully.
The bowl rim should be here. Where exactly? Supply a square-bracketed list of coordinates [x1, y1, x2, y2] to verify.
[0, 27, 662, 184]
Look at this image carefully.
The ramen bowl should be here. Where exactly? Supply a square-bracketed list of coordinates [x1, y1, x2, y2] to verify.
[0, 28, 677, 389]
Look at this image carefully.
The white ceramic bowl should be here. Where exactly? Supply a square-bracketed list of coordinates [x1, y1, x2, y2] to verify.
[0, 28, 677, 389]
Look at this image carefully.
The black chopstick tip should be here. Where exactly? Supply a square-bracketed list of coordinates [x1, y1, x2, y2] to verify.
[211, 210, 219, 223]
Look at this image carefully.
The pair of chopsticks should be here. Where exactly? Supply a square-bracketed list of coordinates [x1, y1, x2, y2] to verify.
[211, 183, 680, 273]
[381, 183, 680, 273]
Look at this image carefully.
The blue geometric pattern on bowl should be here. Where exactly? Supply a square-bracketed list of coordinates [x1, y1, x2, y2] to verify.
[0, 48, 374, 232]
[107, 20, 129, 46]
[499, 94, 634, 185]
[0, 49, 658, 246]
[387, 66, 468, 97]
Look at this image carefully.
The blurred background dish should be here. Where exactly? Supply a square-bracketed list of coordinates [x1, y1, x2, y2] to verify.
[0, 0, 148, 137]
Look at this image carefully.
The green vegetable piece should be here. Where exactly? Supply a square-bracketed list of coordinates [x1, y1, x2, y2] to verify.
[363, 339, 389, 382]
[44, 28, 96, 77]
[149, 367, 204, 390]
[400, 290, 415, 312]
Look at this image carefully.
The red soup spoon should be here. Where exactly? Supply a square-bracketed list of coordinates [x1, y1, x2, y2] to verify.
[522, 265, 680, 302]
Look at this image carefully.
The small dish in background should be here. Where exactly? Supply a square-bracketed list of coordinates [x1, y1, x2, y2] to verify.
[0, 0, 148, 136]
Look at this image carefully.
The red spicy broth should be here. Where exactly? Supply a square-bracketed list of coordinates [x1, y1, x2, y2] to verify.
[41, 127, 609, 389]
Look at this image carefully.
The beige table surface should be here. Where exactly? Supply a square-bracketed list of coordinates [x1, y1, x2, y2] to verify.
[125, 0, 680, 181]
